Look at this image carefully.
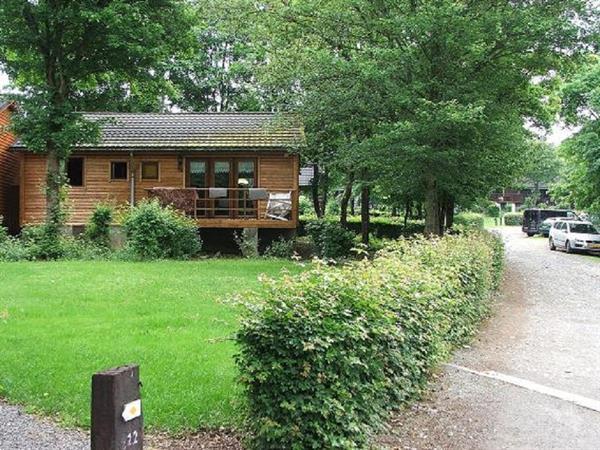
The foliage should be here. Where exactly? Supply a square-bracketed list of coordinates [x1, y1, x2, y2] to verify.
[298, 195, 312, 216]
[244, 0, 594, 234]
[85, 204, 113, 247]
[453, 212, 485, 230]
[301, 216, 425, 240]
[264, 237, 296, 259]
[0, 0, 195, 229]
[503, 212, 524, 226]
[234, 229, 259, 258]
[554, 58, 600, 214]
[122, 199, 202, 260]
[235, 231, 504, 449]
[0, 236, 30, 262]
[292, 236, 318, 260]
[0, 218, 7, 243]
[20, 224, 67, 260]
[305, 219, 356, 259]
[0, 259, 303, 431]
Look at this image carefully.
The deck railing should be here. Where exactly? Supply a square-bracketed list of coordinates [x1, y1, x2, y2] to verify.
[146, 187, 297, 221]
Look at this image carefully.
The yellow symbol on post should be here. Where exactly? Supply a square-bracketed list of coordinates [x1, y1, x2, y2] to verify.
[122, 399, 142, 422]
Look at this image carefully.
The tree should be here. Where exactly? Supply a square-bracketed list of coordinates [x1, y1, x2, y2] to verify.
[555, 58, 600, 213]
[0, 0, 194, 233]
[241, 0, 593, 235]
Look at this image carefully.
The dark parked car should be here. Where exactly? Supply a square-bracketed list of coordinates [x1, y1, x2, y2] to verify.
[538, 216, 579, 237]
[522, 209, 578, 237]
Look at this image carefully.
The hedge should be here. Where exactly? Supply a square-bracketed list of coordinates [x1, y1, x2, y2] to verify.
[300, 216, 425, 239]
[453, 212, 485, 229]
[235, 230, 504, 449]
[503, 212, 523, 226]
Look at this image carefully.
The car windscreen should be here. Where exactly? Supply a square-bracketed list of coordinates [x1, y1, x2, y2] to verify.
[570, 224, 598, 234]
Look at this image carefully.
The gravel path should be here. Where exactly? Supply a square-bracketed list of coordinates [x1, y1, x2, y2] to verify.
[0, 401, 87, 450]
[378, 227, 600, 449]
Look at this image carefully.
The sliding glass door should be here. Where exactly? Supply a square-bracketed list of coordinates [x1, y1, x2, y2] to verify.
[187, 158, 257, 218]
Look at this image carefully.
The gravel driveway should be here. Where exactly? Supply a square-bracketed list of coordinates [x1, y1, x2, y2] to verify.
[379, 227, 600, 449]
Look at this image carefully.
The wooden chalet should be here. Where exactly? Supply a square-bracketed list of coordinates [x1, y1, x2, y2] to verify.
[9, 112, 303, 231]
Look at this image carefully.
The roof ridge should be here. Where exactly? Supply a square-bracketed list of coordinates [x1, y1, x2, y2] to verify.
[82, 111, 282, 115]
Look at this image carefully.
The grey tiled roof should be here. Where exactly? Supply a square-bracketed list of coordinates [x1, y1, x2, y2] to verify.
[13, 112, 304, 150]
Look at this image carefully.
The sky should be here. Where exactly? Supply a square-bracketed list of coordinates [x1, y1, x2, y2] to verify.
[0, 71, 575, 145]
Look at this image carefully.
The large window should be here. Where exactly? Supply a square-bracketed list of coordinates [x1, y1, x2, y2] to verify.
[110, 161, 128, 181]
[186, 158, 257, 218]
[141, 161, 159, 181]
[67, 157, 84, 187]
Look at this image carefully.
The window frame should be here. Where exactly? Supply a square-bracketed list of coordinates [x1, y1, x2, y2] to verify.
[141, 161, 160, 182]
[109, 160, 129, 182]
[67, 157, 85, 188]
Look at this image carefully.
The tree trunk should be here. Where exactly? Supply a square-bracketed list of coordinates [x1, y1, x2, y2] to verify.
[361, 183, 370, 245]
[45, 148, 63, 227]
[311, 163, 322, 218]
[321, 168, 329, 216]
[350, 197, 355, 216]
[445, 197, 455, 230]
[404, 199, 411, 228]
[340, 172, 354, 228]
[424, 175, 441, 235]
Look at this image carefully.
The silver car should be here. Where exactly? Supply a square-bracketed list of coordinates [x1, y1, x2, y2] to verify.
[549, 220, 600, 254]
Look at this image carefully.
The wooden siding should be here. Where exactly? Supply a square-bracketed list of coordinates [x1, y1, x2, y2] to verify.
[0, 106, 19, 230]
[21, 151, 299, 229]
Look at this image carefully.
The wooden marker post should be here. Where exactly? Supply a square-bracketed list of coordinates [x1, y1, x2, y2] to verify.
[91, 365, 143, 450]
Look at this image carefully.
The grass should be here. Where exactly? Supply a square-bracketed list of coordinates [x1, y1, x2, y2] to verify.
[0, 259, 302, 432]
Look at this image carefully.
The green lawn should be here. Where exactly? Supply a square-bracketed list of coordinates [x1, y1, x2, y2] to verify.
[0, 259, 301, 432]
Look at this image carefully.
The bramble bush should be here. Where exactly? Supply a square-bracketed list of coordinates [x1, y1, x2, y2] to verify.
[503, 212, 523, 226]
[122, 199, 202, 260]
[264, 236, 296, 258]
[305, 219, 356, 259]
[235, 230, 504, 449]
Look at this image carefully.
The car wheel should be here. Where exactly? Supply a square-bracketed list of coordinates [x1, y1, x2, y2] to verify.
[549, 238, 556, 251]
[527, 232, 535, 237]
[565, 240, 572, 254]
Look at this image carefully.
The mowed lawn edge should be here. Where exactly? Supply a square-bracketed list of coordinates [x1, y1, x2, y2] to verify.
[0, 259, 302, 432]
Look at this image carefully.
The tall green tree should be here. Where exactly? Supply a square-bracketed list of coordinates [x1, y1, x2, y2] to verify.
[555, 57, 600, 213]
[0, 0, 193, 231]
[242, 0, 593, 235]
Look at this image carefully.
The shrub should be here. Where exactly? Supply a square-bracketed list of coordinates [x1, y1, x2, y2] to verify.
[85, 204, 113, 247]
[503, 212, 523, 226]
[305, 219, 356, 259]
[299, 216, 425, 240]
[20, 224, 66, 260]
[0, 236, 31, 261]
[236, 231, 504, 449]
[293, 236, 317, 259]
[454, 212, 485, 230]
[122, 199, 202, 260]
[0, 218, 8, 243]
[264, 236, 296, 258]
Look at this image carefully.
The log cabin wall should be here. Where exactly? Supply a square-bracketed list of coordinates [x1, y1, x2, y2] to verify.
[0, 104, 19, 232]
[20, 151, 299, 228]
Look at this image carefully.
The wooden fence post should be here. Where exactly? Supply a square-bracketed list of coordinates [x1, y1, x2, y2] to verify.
[91, 365, 143, 450]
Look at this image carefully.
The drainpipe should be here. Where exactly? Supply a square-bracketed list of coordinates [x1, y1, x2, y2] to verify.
[129, 151, 135, 207]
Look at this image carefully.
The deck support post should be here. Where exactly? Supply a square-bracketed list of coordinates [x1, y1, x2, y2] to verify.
[242, 227, 259, 257]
